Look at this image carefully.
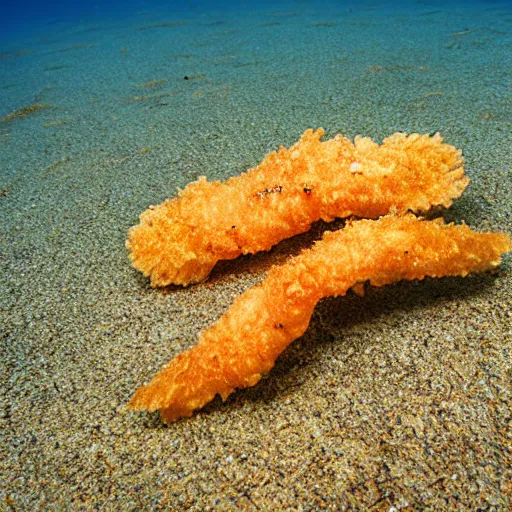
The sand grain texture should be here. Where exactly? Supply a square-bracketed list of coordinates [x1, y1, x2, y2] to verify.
[2, 2, 512, 510]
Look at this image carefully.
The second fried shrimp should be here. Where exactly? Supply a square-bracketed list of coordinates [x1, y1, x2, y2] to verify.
[128, 215, 510, 423]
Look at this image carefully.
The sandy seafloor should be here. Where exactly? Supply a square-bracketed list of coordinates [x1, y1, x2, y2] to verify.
[1, 0, 512, 510]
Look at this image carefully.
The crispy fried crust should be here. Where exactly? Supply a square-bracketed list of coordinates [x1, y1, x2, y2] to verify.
[127, 129, 468, 286]
[128, 215, 510, 423]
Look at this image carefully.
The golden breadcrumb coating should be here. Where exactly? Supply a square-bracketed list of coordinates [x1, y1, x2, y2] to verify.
[127, 129, 468, 286]
[128, 215, 510, 423]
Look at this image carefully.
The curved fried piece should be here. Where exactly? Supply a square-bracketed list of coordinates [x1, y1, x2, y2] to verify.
[128, 215, 510, 423]
[127, 129, 468, 286]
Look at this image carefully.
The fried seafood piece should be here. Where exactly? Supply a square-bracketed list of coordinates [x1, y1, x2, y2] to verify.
[127, 128, 469, 286]
[128, 214, 510, 423]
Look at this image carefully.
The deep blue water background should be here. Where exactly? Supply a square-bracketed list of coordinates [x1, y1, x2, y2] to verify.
[4, 0, 271, 34]
[4, 0, 512, 40]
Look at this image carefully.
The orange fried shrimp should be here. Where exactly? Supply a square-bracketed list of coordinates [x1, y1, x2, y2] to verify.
[128, 215, 510, 423]
[127, 129, 468, 286]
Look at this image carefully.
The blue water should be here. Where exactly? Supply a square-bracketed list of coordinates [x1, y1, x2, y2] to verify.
[4, 0, 512, 36]
[4, 0, 293, 36]
[2, 0, 511, 178]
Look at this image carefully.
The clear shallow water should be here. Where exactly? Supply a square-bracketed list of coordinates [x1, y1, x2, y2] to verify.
[2, 0, 511, 171]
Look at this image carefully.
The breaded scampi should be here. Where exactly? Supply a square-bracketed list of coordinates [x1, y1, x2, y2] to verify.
[128, 214, 511, 423]
[127, 129, 469, 286]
